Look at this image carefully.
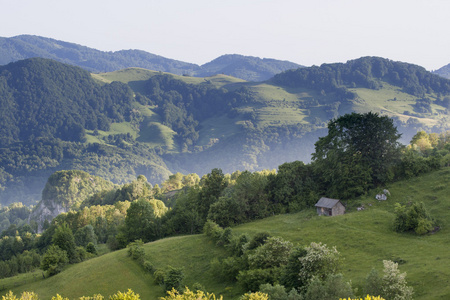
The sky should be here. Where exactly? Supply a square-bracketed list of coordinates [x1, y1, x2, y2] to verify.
[1, 0, 449, 70]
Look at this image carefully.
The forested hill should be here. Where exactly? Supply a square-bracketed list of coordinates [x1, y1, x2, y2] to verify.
[0, 58, 135, 145]
[196, 54, 302, 81]
[272, 56, 450, 96]
[0, 58, 171, 206]
[0, 35, 301, 81]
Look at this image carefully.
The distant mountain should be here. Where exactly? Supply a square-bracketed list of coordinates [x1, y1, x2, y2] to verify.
[434, 64, 450, 79]
[0, 35, 200, 74]
[197, 54, 302, 81]
[0, 35, 302, 81]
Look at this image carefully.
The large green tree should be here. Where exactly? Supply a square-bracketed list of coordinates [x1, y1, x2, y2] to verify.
[123, 198, 158, 243]
[198, 168, 228, 219]
[51, 223, 77, 263]
[313, 112, 401, 198]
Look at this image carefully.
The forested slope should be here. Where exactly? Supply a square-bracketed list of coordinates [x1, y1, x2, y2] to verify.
[0, 58, 171, 206]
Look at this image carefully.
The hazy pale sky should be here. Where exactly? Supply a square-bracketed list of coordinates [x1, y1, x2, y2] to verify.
[2, 0, 449, 70]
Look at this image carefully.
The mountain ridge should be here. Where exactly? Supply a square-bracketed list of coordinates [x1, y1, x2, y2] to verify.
[434, 63, 450, 79]
[0, 35, 302, 81]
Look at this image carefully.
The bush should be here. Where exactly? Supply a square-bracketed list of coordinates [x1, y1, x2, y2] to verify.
[237, 268, 276, 292]
[164, 266, 185, 292]
[41, 245, 69, 276]
[127, 240, 145, 262]
[109, 289, 140, 300]
[160, 287, 222, 300]
[143, 260, 154, 273]
[280, 246, 308, 290]
[210, 256, 246, 282]
[203, 220, 223, 241]
[154, 269, 166, 285]
[239, 291, 269, 300]
[258, 283, 288, 300]
[245, 232, 271, 251]
[394, 202, 434, 234]
[2, 291, 39, 300]
[86, 242, 98, 255]
[304, 274, 353, 300]
[217, 227, 233, 246]
[364, 268, 382, 297]
[298, 242, 341, 286]
[380, 260, 413, 300]
[229, 233, 249, 256]
[248, 237, 293, 269]
[363, 260, 413, 300]
[75, 246, 87, 262]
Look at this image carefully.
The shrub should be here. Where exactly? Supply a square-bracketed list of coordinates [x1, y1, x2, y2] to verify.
[244, 232, 271, 251]
[258, 283, 288, 300]
[304, 274, 353, 300]
[164, 266, 185, 292]
[127, 240, 145, 262]
[160, 287, 223, 300]
[2, 291, 39, 300]
[154, 269, 166, 285]
[75, 246, 88, 262]
[239, 291, 269, 300]
[280, 246, 308, 290]
[339, 296, 385, 300]
[364, 268, 382, 297]
[380, 260, 413, 300]
[210, 256, 246, 282]
[237, 268, 275, 292]
[298, 242, 341, 285]
[394, 202, 434, 234]
[41, 245, 69, 276]
[86, 242, 98, 255]
[229, 233, 249, 256]
[248, 237, 293, 269]
[203, 220, 223, 241]
[79, 295, 105, 300]
[143, 260, 154, 273]
[217, 227, 233, 246]
[109, 289, 140, 300]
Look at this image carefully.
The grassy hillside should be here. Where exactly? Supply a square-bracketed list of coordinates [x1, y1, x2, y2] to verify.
[94, 67, 448, 134]
[3, 167, 450, 299]
[93, 68, 246, 89]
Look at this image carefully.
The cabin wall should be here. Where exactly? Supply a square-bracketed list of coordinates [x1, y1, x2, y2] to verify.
[331, 203, 345, 216]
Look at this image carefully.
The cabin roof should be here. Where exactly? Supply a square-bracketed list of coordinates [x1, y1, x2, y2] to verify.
[315, 197, 341, 208]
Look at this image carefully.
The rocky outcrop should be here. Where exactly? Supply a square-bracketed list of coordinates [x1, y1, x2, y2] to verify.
[28, 200, 67, 232]
[28, 170, 116, 232]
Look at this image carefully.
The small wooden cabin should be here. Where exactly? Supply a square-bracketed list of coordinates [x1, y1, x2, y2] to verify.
[315, 197, 345, 216]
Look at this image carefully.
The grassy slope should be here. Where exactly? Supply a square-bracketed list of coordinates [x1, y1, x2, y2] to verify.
[91, 68, 445, 155]
[2, 235, 233, 299]
[3, 168, 450, 299]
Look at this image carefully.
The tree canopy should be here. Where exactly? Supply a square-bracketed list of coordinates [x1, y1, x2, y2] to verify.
[313, 112, 402, 198]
